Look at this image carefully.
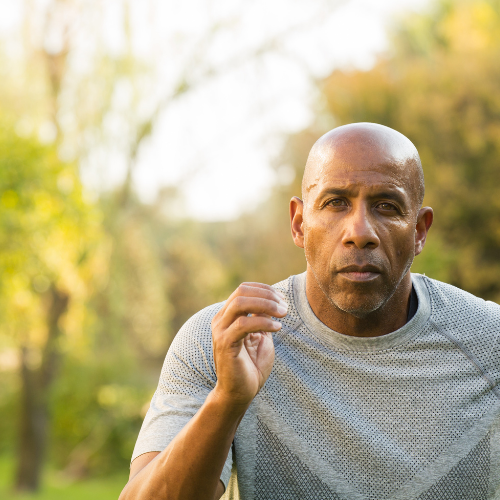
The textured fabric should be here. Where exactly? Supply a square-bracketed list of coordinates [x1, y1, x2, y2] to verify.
[132, 273, 500, 499]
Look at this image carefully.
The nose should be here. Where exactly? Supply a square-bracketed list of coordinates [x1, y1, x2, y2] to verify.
[341, 204, 380, 249]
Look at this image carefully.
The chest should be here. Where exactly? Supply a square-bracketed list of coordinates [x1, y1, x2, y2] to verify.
[230, 339, 500, 500]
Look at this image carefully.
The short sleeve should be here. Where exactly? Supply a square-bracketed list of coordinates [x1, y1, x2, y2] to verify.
[131, 301, 233, 489]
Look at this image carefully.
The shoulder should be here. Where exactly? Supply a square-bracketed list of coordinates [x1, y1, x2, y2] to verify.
[271, 275, 295, 297]
[417, 274, 500, 325]
[416, 274, 500, 384]
[168, 301, 225, 359]
[174, 301, 225, 341]
[160, 302, 225, 391]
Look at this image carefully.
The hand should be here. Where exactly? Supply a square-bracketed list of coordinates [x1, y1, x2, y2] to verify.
[211, 283, 288, 408]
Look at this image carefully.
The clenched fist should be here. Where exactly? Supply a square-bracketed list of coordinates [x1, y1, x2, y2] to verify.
[211, 283, 288, 408]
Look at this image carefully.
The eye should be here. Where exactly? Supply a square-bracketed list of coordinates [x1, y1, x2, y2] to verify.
[377, 202, 397, 212]
[326, 198, 347, 207]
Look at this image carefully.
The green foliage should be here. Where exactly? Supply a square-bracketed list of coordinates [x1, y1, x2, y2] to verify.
[0, 117, 106, 478]
[48, 355, 150, 475]
[0, 372, 18, 456]
[0, 118, 101, 349]
[0, 455, 128, 500]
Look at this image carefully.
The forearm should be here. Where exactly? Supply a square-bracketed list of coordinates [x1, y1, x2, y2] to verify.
[119, 389, 248, 500]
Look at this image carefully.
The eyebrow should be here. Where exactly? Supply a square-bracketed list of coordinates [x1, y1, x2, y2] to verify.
[318, 187, 408, 206]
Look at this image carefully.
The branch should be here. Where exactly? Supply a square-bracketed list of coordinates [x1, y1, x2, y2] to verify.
[121, 0, 347, 201]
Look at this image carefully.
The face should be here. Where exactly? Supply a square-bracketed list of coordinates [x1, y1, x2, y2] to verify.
[292, 138, 431, 318]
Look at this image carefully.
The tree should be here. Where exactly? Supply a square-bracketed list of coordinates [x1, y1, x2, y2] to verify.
[0, 118, 101, 491]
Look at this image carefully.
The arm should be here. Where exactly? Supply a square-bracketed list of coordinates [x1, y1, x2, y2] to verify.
[129, 453, 225, 499]
[119, 283, 288, 500]
[120, 390, 243, 500]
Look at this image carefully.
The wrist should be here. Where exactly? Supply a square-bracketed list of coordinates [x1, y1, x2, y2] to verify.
[209, 386, 252, 418]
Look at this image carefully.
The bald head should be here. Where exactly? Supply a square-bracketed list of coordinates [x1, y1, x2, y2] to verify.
[302, 123, 425, 209]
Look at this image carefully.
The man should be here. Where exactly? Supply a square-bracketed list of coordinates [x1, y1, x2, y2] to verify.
[119, 123, 500, 500]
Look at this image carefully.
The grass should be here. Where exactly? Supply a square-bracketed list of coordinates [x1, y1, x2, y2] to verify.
[0, 456, 128, 500]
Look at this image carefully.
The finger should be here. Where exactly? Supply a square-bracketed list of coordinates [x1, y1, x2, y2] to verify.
[240, 282, 285, 296]
[226, 283, 285, 305]
[220, 296, 287, 329]
[246, 283, 286, 300]
[218, 285, 287, 325]
[225, 315, 282, 344]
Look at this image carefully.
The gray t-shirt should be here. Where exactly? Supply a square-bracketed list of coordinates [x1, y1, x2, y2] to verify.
[132, 273, 500, 499]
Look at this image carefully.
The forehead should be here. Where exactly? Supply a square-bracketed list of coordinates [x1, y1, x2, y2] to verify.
[305, 136, 415, 199]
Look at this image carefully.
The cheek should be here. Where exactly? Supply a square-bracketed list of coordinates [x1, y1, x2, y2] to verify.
[393, 228, 416, 261]
[382, 221, 414, 255]
[303, 220, 331, 263]
[303, 228, 317, 263]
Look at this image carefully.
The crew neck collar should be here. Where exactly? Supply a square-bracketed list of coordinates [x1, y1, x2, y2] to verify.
[292, 272, 431, 352]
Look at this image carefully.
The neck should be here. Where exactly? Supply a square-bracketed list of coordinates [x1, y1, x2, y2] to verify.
[305, 269, 412, 338]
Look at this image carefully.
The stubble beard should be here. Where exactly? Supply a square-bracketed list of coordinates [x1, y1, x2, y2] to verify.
[306, 255, 414, 320]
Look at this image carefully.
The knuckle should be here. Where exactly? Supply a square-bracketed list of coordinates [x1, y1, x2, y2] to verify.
[259, 287, 275, 301]
[232, 295, 246, 310]
[234, 315, 247, 331]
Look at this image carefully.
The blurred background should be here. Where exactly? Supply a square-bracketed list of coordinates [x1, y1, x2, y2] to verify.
[1, 0, 500, 497]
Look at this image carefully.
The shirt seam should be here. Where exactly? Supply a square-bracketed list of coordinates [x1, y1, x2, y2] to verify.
[430, 318, 500, 401]
[422, 275, 500, 400]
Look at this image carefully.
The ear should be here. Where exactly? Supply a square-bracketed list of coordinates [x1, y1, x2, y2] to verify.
[415, 207, 433, 256]
[290, 196, 305, 249]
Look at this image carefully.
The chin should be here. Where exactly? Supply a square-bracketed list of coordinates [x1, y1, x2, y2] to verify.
[329, 293, 387, 319]
[336, 305, 379, 319]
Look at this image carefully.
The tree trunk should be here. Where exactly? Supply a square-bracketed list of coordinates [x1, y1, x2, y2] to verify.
[15, 286, 69, 492]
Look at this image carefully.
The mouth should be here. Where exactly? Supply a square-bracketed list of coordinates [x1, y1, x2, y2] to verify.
[337, 265, 382, 282]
